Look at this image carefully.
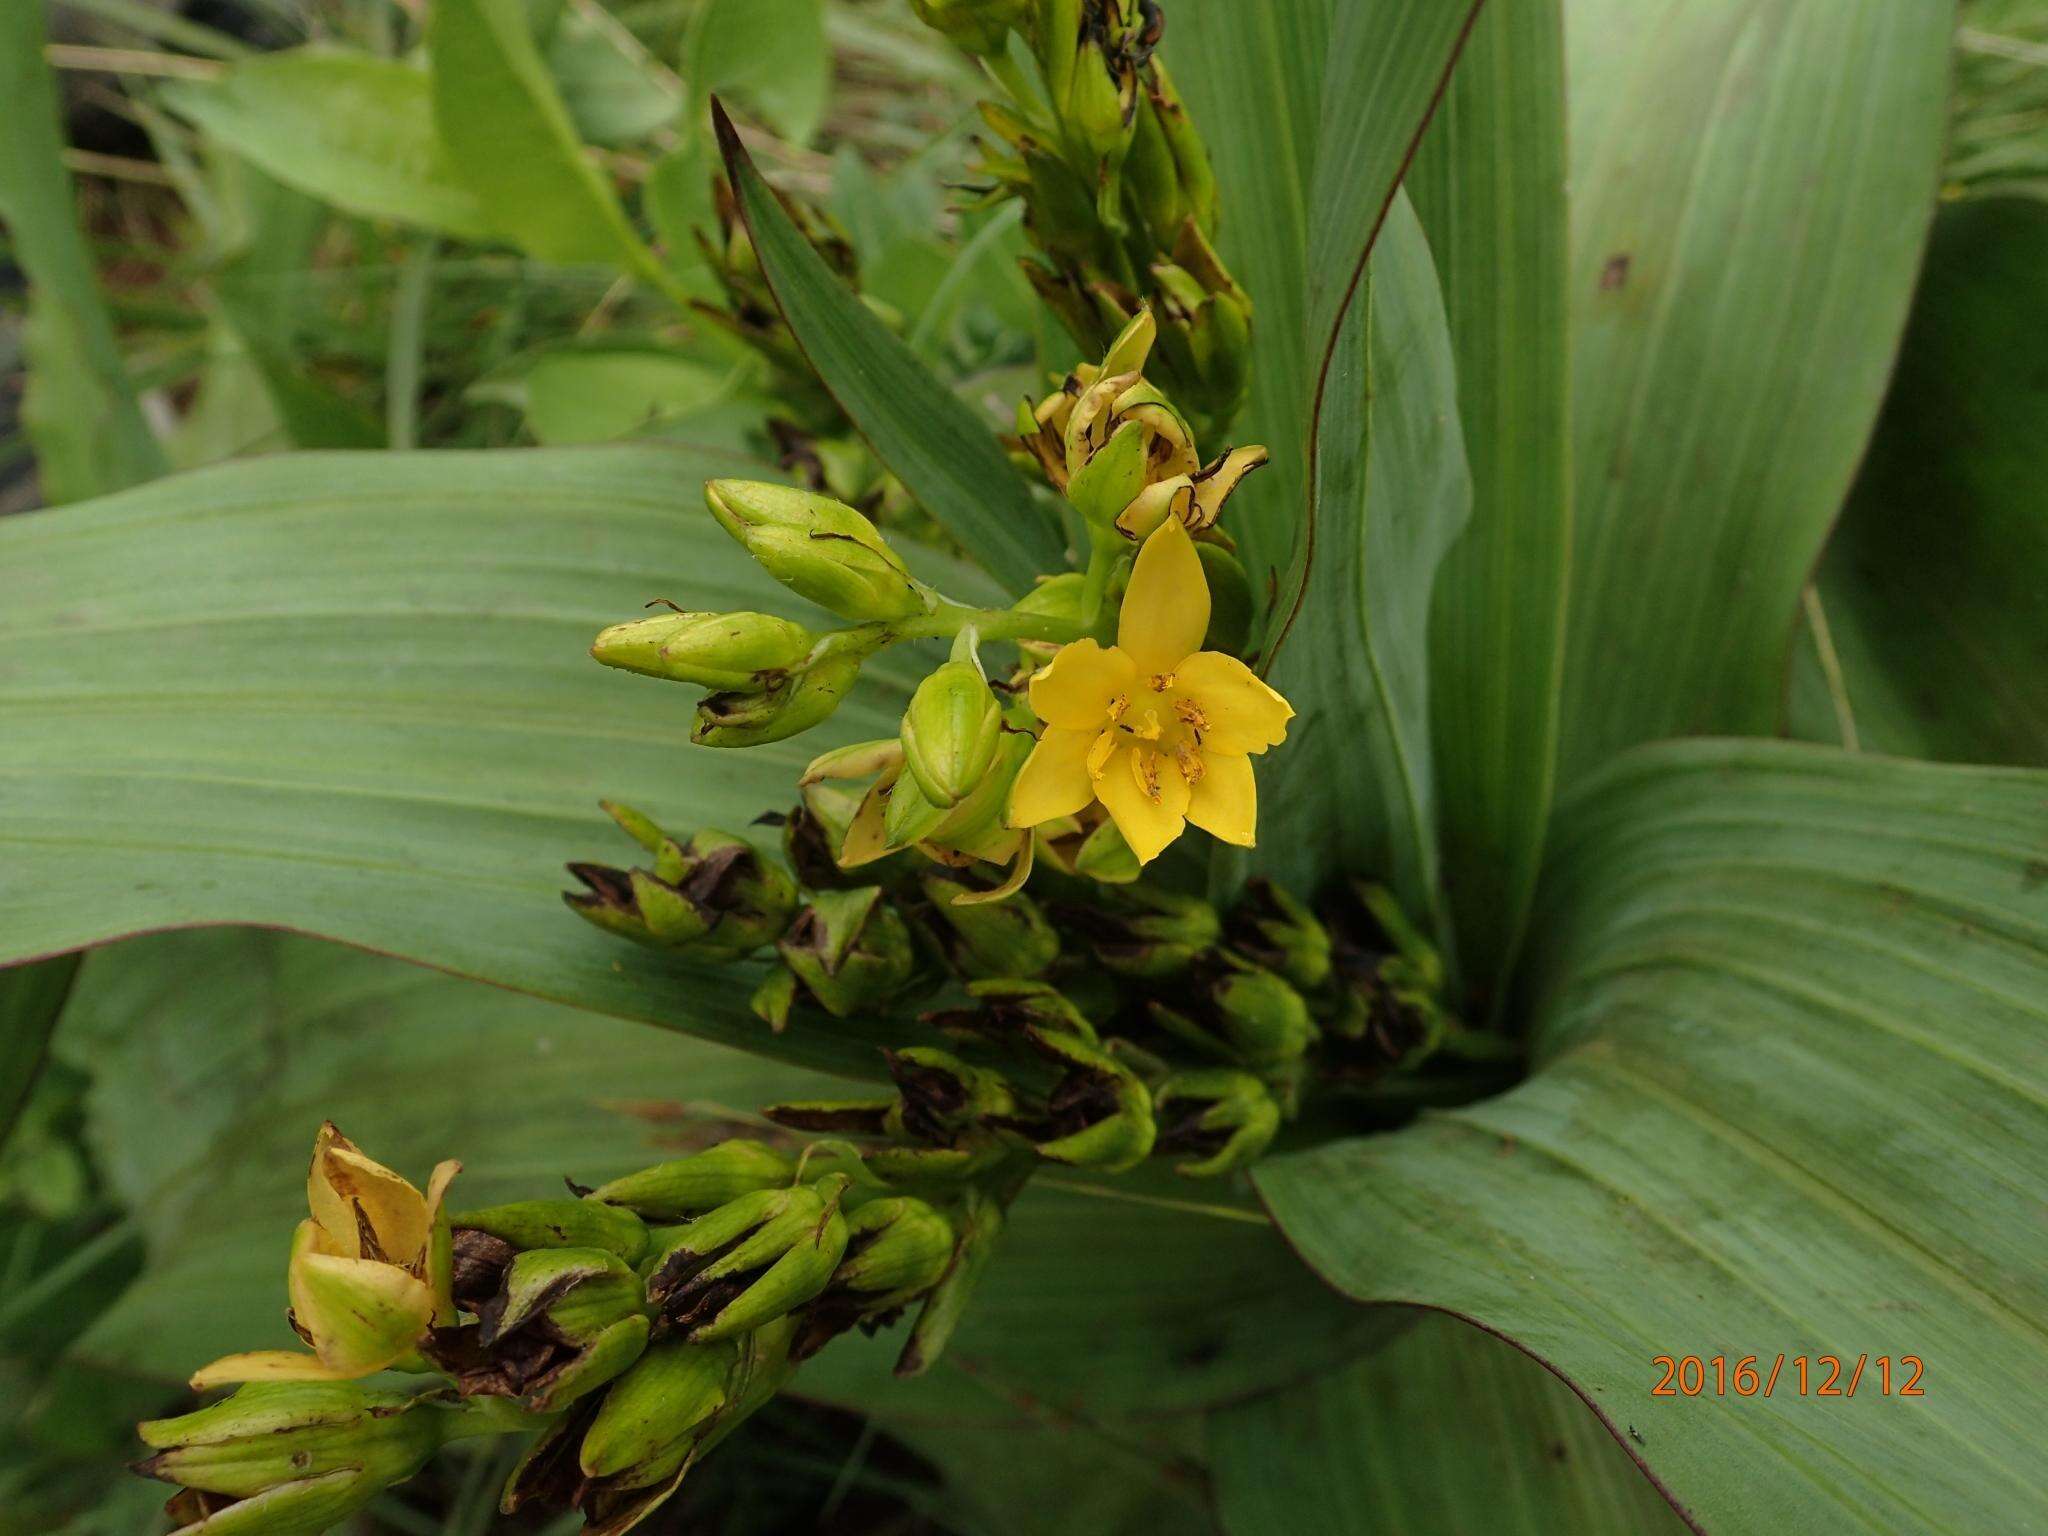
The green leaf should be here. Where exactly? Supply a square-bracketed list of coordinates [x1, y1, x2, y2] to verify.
[506, 345, 739, 445]
[687, 0, 831, 147]
[157, 50, 495, 242]
[431, 0, 667, 282]
[68, 932, 1388, 1418]
[0, 445, 984, 1080]
[0, 958, 80, 1150]
[1299, 0, 1485, 385]
[548, 0, 683, 147]
[1557, 0, 1955, 782]
[1258, 741, 2048, 1532]
[1167, 0, 1324, 607]
[0, 0, 166, 501]
[1213, 1313, 1689, 1535]
[1407, 0, 1572, 1011]
[1790, 197, 2048, 767]
[1254, 194, 1469, 930]
[715, 106, 1060, 593]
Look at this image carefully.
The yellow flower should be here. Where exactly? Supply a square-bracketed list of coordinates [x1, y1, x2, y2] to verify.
[1007, 518, 1292, 864]
[191, 1124, 459, 1389]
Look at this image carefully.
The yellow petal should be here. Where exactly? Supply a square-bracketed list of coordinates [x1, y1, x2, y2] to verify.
[423, 1160, 460, 1321]
[324, 1145, 431, 1266]
[1094, 744, 1189, 865]
[1173, 651, 1294, 754]
[1113, 476, 1192, 540]
[1118, 518, 1210, 675]
[190, 1350, 355, 1390]
[1186, 750, 1257, 846]
[951, 834, 1034, 905]
[1027, 639, 1137, 730]
[1189, 446, 1270, 528]
[288, 1251, 435, 1376]
[1007, 727, 1099, 827]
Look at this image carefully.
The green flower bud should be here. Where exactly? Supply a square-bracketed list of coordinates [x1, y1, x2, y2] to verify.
[1009, 571, 1089, 627]
[577, 1335, 733, 1485]
[896, 1185, 1005, 1377]
[565, 808, 798, 960]
[137, 1383, 446, 1531]
[705, 480, 926, 622]
[1227, 877, 1332, 992]
[588, 1141, 796, 1222]
[883, 1047, 1019, 1141]
[1014, 1024, 1155, 1172]
[776, 886, 918, 1019]
[589, 610, 815, 689]
[918, 868, 1059, 979]
[1123, 84, 1186, 250]
[900, 660, 1003, 810]
[1072, 817, 1142, 883]
[1153, 1069, 1280, 1178]
[452, 1199, 649, 1265]
[909, 0, 1029, 54]
[643, 1175, 851, 1342]
[1065, 416, 1150, 527]
[1067, 36, 1137, 189]
[925, 977, 1100, 1048]
[1150, 958, 1319, 1072]
[428, 1248, 650, 1413]
[1148, 60, 1218, 233]
[693, 650, 863, 748]
[1082, 886, 1219, 978]
[793, 1196, 955, 1360]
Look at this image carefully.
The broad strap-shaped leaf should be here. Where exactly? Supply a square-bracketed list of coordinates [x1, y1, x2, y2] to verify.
[1254, 195, 1469, 931]
[1169, 0, 1328, 596]
[1213, 1312, 1689, 1536]
[0, 0, 166, 501]
[431, 0, 668, 284]
[0, 446, 979, 1080]
[713, 105, 1059, 594]
[1558, 0, 1955, 782]
[1790, 197, 2048, 767]
[158, 50, 495, 241]
[1258, 741, 2048, 1533]
[1407, 0, 1572, 1013]
[68, 932, 1387, 1419]
[0, 957, 80, 1149]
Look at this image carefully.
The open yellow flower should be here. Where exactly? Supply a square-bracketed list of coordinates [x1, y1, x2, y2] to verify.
[1007, 518, 1292, 863]
[192, 1124, 459, 1389]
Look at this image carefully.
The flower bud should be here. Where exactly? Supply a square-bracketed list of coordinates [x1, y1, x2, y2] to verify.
[137, 1382, 446, 1532]
[909, 0, 1029, 54]
[883, 1047, 1019, 1141]
[565, 808, 798, 960]
[643, 1175, 850, 1342]
[693, 650, 863, 748]
[1066, 36, 1138, 195]
[429, 1248, 650, 1413]
[793, 1196, 955, 1359]
[1153, 1070, 1279, 1177]
[576, 1335, 733, 1488]
[1012, 1024, 1155, 1172]
[705, 480, 926, 622]
[776, 886, 918, 1019]
[918, 869, 1059, 979]
[900, 660, 1003, 809]
[452, 1198, 649, 1265]
[1227, 877, 1332, 992]
[924, 978, 1100, 1048]
[1008, 571, 1089, 627]
[1081, 886, 1219, 978]
[1148, 60, 1218, 233]
[589, 610, 815, 689]
[895, 1185, 1004, 1377]
[1151, 958, 1319, 1072]
[587, 1140, 796, 1222]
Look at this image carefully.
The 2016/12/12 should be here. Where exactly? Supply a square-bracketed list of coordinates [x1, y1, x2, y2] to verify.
[1651, 1355, 1926, 1398]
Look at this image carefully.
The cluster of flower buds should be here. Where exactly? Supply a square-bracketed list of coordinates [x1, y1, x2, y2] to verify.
[916, 0, 1251, 435]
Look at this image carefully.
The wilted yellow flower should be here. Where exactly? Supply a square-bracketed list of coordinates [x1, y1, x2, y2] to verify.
[192, 1124, 459, 1389]
[1007, 518, 1292, 863]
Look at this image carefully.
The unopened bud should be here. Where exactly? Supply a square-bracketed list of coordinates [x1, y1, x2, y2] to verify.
[643, 1175, 850, 1341]
[705, 480, 925, 622]
[925, 978, 1100, 1048]
[1153, 959, 1318, 1071]
[1227, 877, 1332, 992]
[883, 1047, 1019, 1141]
[776, 887, 918, 1018]
[587, 1141, 796, 1222]
[137, 1382, 446, 1527]
[1153, 1070, 1279, 1177]
[896, 1186, 1004, 1377]
[429, 1248, 649, 1412]
[576, 1334, 732, 1486]
[794, 1196, 955, 1359]
[590, 610, 814, 689]
[693, 650, 862, 748]
[452, 1199, 649, 1265]
[1013, 1025, 1155, 1172]
[1084, 886, 1219, 978]
[901, 661, 1003, 809]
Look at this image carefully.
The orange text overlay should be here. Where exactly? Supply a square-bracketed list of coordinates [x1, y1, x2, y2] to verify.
[1651, 1355, 1925, 1399]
